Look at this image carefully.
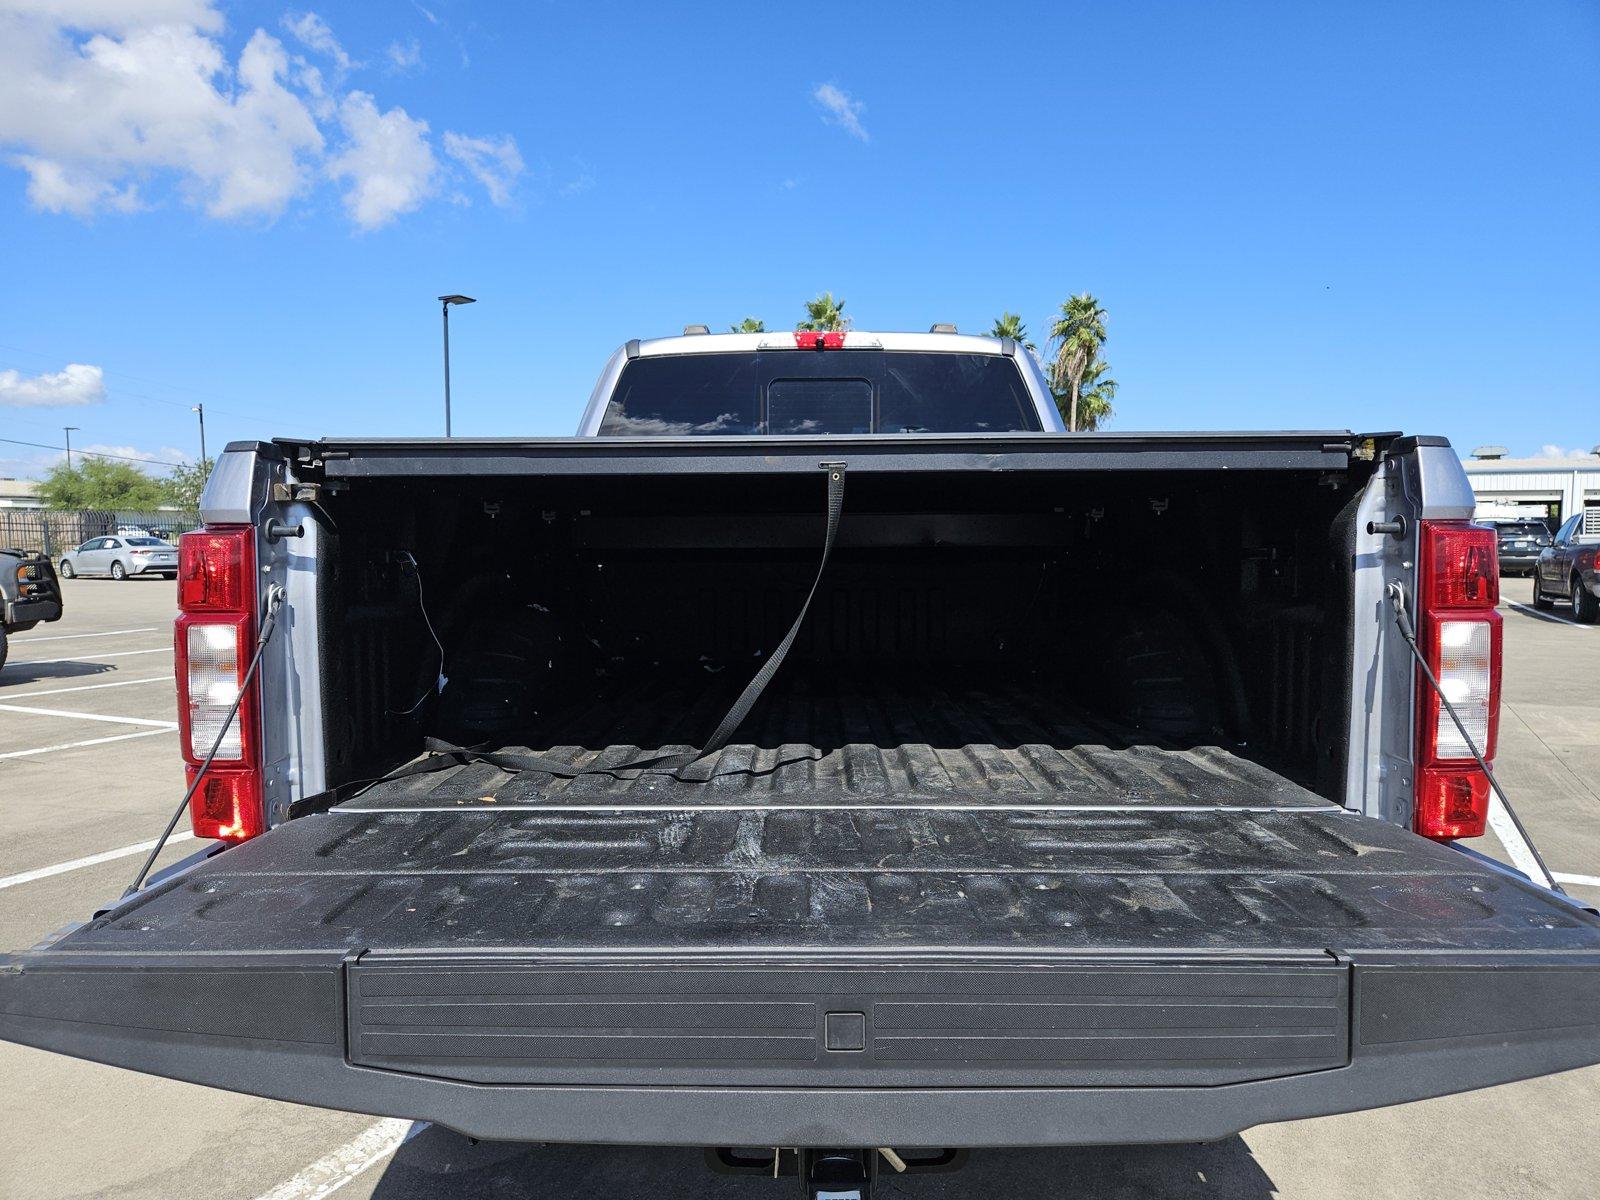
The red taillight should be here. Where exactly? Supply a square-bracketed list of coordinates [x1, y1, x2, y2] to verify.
[1415, 768, 1491, 842]
[187, 768, 263, 842]
[1420, 520, 1498, 609]
[175, 526, 264, 843]
[1413, 521, 1501, 840]
[178, 528, 250, 611]
[793, 331, 846, 349]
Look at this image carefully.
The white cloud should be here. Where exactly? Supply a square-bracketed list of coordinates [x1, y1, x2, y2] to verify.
[0, 12, 324, 221]
[557, 168, 593, 198]
[0, 363, 106, 407]
[328, 91, 437, 229]
[442, 131, 522, 206]
[282, 10, 355, 73]
[79, 442, 183, 465]
[386, 37, 421, 71]
[1, 2, 223, 34]
[813, 82, 868, 141]
[0, 2, 514, 227]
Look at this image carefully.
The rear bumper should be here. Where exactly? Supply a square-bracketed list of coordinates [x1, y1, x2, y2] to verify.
[3, 594, 62, 627]
[5, 948, 1600, 1147]
[128, 560, 177, 575]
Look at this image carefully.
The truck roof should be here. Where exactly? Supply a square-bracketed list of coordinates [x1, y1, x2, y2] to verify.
[578, 329, 1058, 435]
[629, 330, 1015, 357]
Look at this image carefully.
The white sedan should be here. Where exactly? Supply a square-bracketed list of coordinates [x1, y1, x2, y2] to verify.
[58, 535, 178, 580]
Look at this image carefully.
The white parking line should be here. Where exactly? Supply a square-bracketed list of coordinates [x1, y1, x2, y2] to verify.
[0, 676, 171, 699]
[1554, 872, 1600, 889]
[0, 832, 197, 891]
[1506, 601, 1593, 628]
[16, 626, 161, 643]
[252, 1119, 427, 1200]
[10, 646, 172, 665]
[0, 702, 178, 729]
[0, 727, 173, 759]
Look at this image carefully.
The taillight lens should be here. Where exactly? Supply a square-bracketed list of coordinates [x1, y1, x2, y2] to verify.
[1421, 520, 1497, 609]
[186, 769, 263, 842]
[175, 526, 263, 843]
[178, 528, 250, 611]
[1414, 521, 1501, 840]
[793, 331, 846, 349]
[181, 617, 251, 760]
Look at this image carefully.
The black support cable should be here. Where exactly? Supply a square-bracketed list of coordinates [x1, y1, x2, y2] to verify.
[1388, 585, 1563, 895]
[123, 587, 286, 897]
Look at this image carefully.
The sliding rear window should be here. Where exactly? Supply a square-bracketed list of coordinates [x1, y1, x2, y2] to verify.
[598, 351, 1042, 436]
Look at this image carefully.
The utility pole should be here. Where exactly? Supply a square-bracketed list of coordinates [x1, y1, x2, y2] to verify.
[438, 295, 476, 437]
[192, 404, 207, 464]
[63, 426, 79, 470]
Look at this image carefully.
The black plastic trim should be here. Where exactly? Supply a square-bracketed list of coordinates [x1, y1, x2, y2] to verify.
[3, 952, 1598, 1146]
[269, 432, 1358, 480]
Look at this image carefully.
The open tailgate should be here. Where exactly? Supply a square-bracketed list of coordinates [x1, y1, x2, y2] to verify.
[5, 802, 1600, 1147]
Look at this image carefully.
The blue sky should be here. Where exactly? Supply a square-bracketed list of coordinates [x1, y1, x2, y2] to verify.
[1, 0, 1596, 480]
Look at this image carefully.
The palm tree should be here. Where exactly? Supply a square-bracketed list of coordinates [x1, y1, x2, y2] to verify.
[1048, 293, 1109, 432]
[797, 291, 850, 332]
[730, 317, 766, 333]
[989, 312, 1036, 354]
[1071, 358, 1117, 431]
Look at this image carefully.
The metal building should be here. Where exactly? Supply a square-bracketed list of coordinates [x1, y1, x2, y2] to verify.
[1461, 447, 1600, 531]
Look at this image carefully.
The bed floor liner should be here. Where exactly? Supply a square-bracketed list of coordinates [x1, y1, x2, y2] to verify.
[350, 672, 1326, 811]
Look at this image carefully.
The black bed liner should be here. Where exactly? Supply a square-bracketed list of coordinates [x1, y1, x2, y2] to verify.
[352, 675, 1323, 810]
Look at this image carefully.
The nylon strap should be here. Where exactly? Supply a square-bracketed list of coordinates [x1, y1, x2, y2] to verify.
[382, 463, 847, 786]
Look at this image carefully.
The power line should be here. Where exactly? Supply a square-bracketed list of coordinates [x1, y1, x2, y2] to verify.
[0, 438, 185, 468]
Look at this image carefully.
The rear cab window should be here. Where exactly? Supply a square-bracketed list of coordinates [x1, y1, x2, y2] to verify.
[598, 350, 1042, 436]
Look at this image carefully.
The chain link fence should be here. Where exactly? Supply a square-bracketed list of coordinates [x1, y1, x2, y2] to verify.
[0, 509, 201, 559]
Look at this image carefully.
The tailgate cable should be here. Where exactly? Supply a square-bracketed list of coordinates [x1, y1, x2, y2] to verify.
[352, 462, 848, 793]
[122, 584, 288, 896]
[1387, 582, 1564, 895]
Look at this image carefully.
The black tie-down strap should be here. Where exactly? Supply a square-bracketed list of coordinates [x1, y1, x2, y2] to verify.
[378, 462, 848, 789]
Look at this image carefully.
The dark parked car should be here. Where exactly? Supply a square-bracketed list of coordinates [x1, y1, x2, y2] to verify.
[1491, 519, 1551, 575]
[1534, 511, 1600, 622]
[1, 545, 63, 671]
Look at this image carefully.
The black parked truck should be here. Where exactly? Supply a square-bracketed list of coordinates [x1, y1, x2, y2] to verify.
[4, 330, 1599, 1193]
[0, 545, 63, 671]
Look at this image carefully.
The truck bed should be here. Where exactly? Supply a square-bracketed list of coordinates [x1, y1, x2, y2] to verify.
[348, 670, 1325, 811]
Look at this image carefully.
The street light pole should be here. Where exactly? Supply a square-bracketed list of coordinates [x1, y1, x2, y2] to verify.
[438, 294, 476, 437]
[63, 426, 79, 470]
[192, 404, 207, 464]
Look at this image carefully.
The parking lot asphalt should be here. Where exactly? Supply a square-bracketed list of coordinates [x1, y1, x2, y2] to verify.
[1, 573, 1598, 1199]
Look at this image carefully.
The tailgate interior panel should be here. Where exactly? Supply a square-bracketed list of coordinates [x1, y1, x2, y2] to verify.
[5, 802, 1600, 1144]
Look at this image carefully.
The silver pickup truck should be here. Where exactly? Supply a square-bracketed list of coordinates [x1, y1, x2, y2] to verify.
[4, 330, 1598, 1190]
